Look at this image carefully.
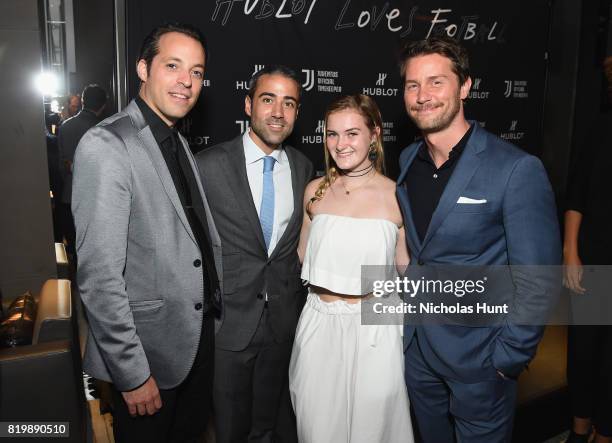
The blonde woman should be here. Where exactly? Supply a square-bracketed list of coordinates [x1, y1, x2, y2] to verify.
[289, 94, 413, 443]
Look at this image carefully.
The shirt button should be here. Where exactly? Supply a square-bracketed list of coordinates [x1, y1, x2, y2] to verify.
[432, 173, 438, 179]
[193, 259, 202, 267]
[195, 302, 203, 310]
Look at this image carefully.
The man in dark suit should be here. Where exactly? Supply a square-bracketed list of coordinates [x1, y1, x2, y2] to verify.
[57, 84, 106, 254]
[396, 37, 561, 442]
[196, 65, 313, 443]
[73, 23, 221, 443]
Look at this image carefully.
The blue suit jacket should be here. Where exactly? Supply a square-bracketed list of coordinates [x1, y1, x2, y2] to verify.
[396, 123, 561, 381]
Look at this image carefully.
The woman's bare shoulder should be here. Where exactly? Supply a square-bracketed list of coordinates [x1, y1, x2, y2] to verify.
[378, 174, 397, 189]
[376, 174, 403, 224]
[306, 176, 325, 190]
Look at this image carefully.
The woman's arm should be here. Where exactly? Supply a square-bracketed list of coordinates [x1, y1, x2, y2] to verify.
[395, 226, 410, 276]
[563, 209, 585, 294]
[297, 178, 322, 263]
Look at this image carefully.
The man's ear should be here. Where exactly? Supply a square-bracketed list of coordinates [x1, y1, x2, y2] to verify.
[460, 76, 472, 100]
[137, 60, 148, 83]
[244, 95, 252, 118]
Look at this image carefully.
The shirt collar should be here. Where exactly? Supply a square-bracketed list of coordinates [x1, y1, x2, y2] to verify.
[242, 130, 285, 165]
[417, 123, 474, 165]
[78, 108, 98, 119]
[135, 95, 175, 147]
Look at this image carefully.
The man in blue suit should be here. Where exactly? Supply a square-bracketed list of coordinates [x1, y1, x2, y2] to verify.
[396, 37, 561, 442]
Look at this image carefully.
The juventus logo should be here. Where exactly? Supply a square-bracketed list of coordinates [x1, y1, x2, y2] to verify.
[504, 80, 512, 98]
[472, 78, 481, 90]
[509, 120, 517, 131]
[302, 69, 315, 91]
[376, 73, 387, 86]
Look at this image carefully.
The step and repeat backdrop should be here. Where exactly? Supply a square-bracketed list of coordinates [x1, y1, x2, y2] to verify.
[125, 0, 550, 178]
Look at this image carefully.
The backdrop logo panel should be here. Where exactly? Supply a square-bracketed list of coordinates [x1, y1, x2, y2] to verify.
[125, 1, 550, 175]
[236, 120, 251, 133]
[301, 119, 325, 145]
[363, 72, 399, 97]
[236, 64, 265, 90]
[500, 119, 525, 141]
[211, 0, 319, 26]
[503, 80, 529, 99]
[383, 121, 397, 143]
[468, 78, 490, 100]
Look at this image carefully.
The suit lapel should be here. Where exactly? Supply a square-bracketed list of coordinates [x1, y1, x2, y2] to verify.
[269, 146, 302, 260]
[420, 126, 485, 252]
[177, 133, 221, 248]
[123, 100, 196, 244]
[223, 139, 268, 253]
[396, 143, 423, 254]
[136, 127, 197, 245]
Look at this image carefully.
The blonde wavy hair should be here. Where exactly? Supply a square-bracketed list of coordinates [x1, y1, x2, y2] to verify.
[307, 94, 385, 213]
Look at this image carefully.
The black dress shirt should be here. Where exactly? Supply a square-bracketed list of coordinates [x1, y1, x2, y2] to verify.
[135, 96, 220, 313]
[403, 124, 474, 242]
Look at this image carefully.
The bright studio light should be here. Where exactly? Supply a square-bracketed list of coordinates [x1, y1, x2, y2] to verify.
[50, 99, 60, 113]
[35, 72, 59, 96]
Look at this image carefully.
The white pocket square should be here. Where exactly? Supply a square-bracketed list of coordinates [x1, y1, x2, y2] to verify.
[457, 196, 487, 204]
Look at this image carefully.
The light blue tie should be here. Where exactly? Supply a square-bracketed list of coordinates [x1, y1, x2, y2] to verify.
[259, 156, 276, 250]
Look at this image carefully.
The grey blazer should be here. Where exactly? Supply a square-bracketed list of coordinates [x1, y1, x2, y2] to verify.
[58, 109, 100, 204]
[72, 100, 222, 391]
[196, 135, 313, 351]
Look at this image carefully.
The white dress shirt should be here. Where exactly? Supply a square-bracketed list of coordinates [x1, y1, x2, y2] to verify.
[243, 130, 294, 256]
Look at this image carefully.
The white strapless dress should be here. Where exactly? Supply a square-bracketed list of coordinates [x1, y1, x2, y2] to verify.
[289, 214, 413, 443]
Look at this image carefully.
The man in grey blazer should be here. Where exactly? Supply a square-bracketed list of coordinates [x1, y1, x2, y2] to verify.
[196, 65, 313, 443]
[72, 23, 221, 443]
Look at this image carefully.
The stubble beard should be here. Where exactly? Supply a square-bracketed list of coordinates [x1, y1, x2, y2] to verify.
[251, 118, 292, 149]
[411, 94, 462, 135]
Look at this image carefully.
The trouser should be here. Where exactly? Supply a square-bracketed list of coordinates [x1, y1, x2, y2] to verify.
[405, 336, 517, 443]
[213, 306, 296, 443]
[111, 311, 214, 443]
[568, 325, 612, 436]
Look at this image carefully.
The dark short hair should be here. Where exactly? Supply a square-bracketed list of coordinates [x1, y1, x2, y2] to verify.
[247, 65, 302, 101]
[81, 84, 107, 111]
[138, 22, 208, 73]
[399, 36, 470, 86]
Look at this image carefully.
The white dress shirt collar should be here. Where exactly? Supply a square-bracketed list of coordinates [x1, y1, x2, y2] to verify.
[242, 130, 286, 165]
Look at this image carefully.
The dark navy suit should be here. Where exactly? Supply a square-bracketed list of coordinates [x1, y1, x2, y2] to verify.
[397, 123, 561, 442]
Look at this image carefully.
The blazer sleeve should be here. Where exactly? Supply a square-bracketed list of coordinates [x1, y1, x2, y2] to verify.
[491, 155, 562, 377]
[72, 126, 151, 391]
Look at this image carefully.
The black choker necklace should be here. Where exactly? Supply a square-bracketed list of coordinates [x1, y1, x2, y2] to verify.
[342, 163, 374, 177]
